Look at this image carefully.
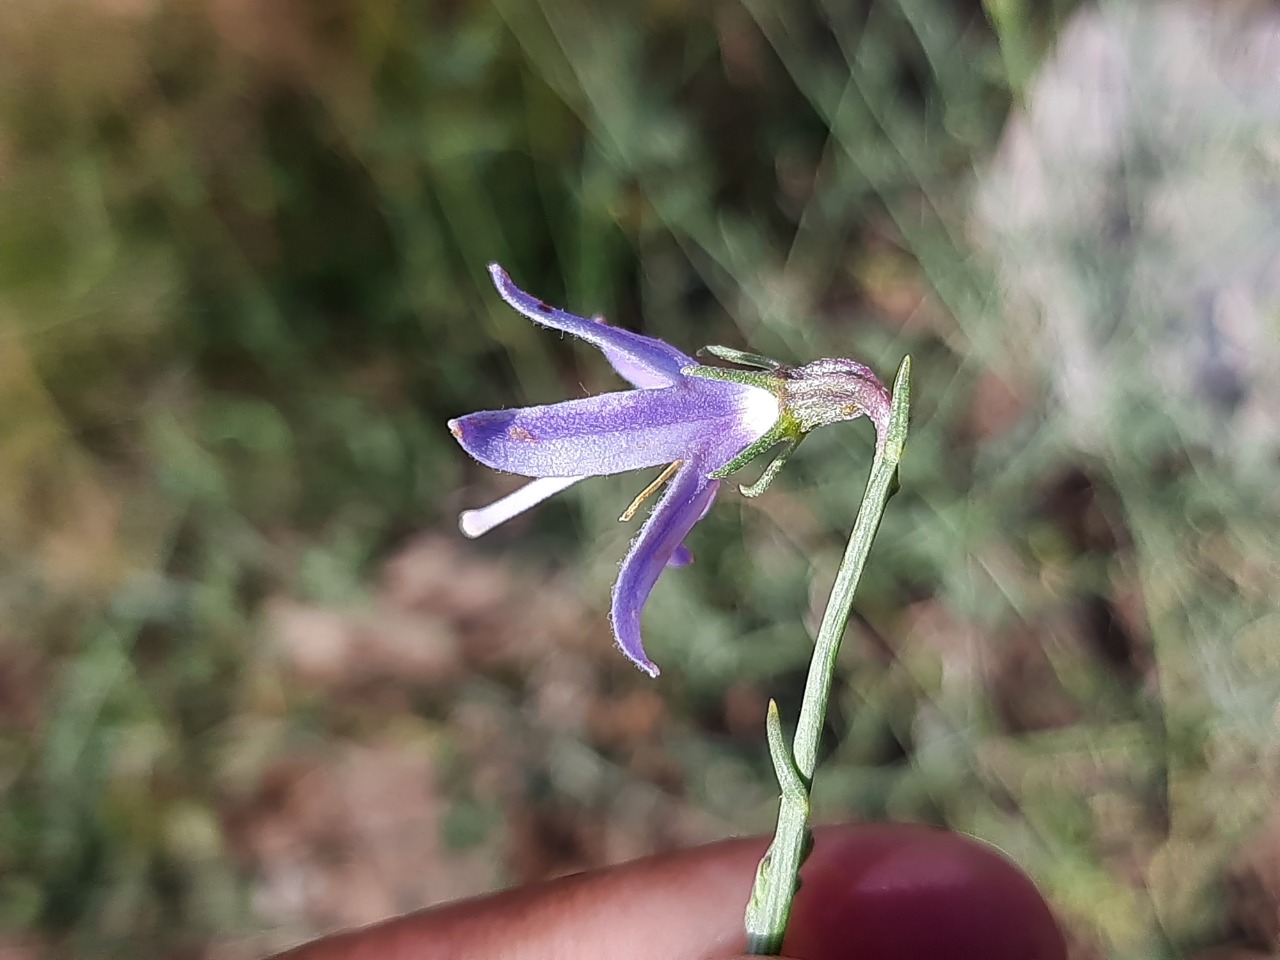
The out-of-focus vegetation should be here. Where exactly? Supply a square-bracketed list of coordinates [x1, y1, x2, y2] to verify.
[2, 0, 1278, 957]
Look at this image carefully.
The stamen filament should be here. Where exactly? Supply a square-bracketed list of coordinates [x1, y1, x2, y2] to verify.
[619, 461, 681, 521]
[460, 476, 584, 538]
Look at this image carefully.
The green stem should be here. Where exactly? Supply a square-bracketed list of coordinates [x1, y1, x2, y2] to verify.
[744, 356, 911, 955]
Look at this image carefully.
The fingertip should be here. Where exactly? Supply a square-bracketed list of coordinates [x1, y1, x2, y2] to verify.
[783, 824, 1066, 960]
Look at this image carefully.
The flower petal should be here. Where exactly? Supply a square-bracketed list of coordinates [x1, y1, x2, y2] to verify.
[459, 476, 585, 538]
[589, 318, 683, 390]
[489, 264, 693, 388]
[667, 544, 694, 568]
[666, 483, 716, 567]
[448, 379, 778, 479]
[611, 462, 720, 676]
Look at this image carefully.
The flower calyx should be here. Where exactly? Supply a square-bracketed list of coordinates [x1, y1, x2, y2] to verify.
[686, 346, 891, 498]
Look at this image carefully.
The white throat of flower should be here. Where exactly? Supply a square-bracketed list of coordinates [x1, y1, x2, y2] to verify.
[738, 382, 782, 436]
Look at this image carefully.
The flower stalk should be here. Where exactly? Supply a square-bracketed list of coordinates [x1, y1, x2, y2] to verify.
[744, 356, 911, 955]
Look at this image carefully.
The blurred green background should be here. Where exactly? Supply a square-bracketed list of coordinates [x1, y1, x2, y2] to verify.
[3, 0, 1280, 956]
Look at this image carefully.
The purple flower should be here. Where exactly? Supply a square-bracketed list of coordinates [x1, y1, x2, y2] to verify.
[450, 264, 889, 677]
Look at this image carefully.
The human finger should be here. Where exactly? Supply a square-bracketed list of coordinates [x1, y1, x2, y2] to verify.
[268, 830, 772, 960]
[268, 823, 1066, 960]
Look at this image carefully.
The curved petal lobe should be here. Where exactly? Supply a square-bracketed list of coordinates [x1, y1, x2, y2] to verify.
[489, 264, 693, 388]
[448, 380, 775, 479]
[611, 463, 720, 676]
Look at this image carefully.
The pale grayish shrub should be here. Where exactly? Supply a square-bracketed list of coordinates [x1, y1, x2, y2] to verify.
[975, 0, 1280, 468]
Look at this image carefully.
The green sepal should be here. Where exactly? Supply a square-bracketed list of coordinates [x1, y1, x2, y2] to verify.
[739, 437, 801, 498]
[708, 419, 798, 480]
[697, 344, 786, 371]
[682, 363, 779, 393]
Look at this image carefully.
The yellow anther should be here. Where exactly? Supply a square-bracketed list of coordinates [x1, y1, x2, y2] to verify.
[619, 461, 681, 521]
